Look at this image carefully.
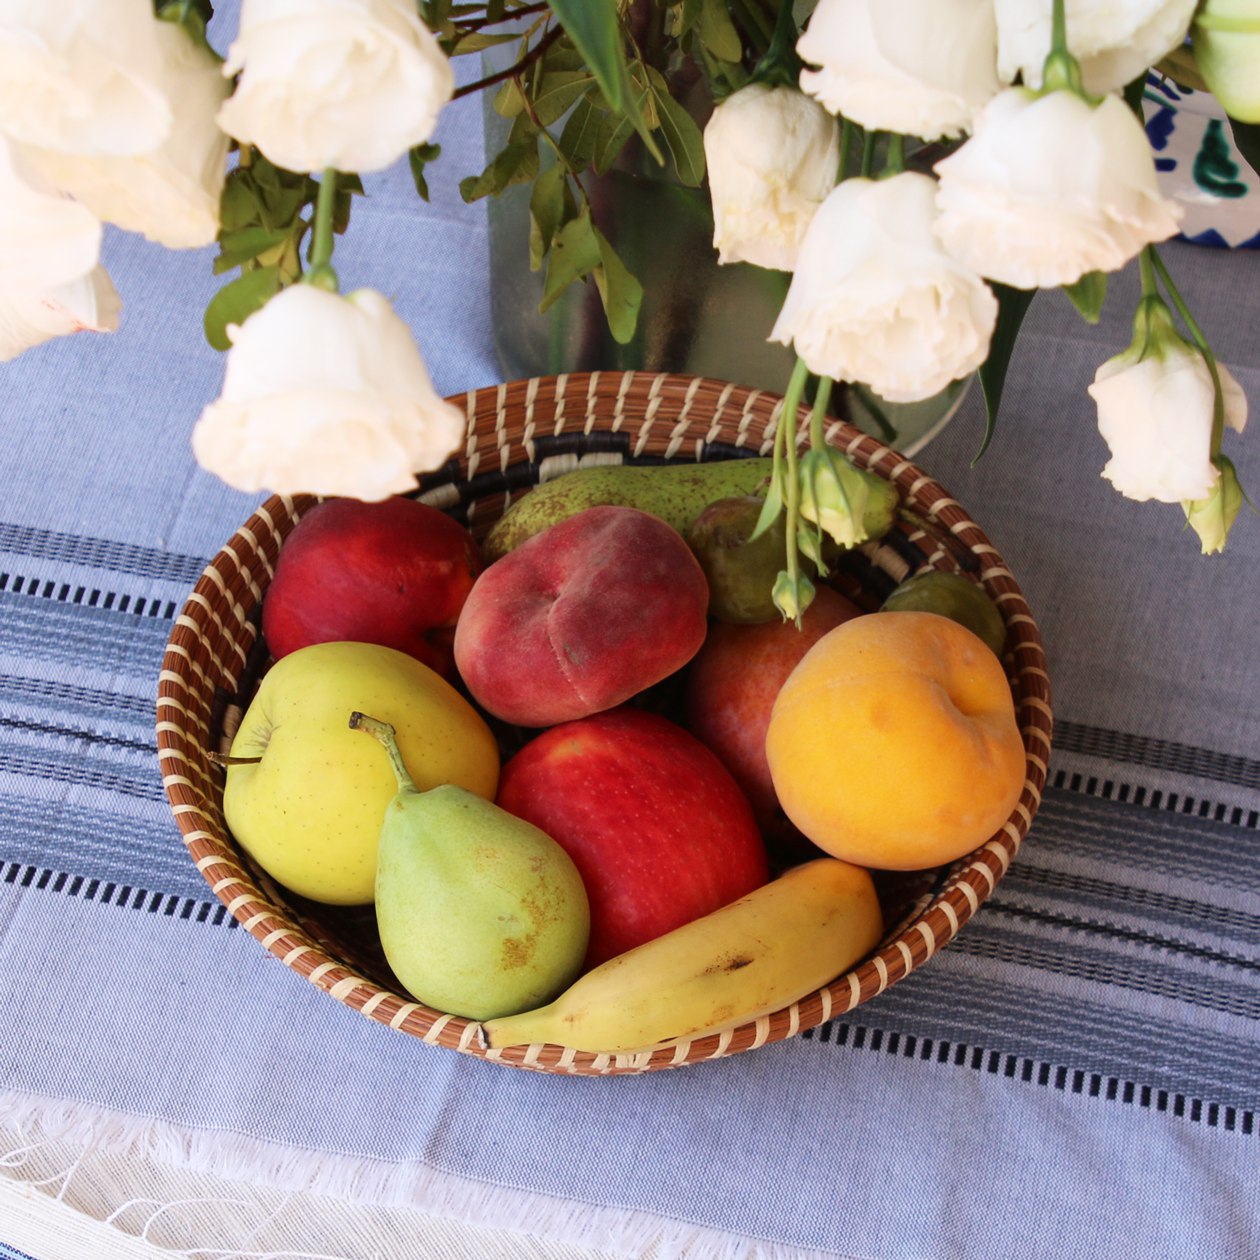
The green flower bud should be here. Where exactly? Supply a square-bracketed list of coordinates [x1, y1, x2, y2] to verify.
[772, 568, 815, 624]
[1193, 0, 1260, 124]
[798, 448, 899, 549]
[1183, 456, 1244, 554]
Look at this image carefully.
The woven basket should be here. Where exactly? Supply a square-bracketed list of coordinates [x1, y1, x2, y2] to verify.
[157, 371, 1052, 1076]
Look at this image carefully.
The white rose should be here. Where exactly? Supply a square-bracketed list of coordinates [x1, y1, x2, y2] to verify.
[1194, 0, 1260, 124]
[1091, 342, 1248, 503]
[769, 172, 998, 403]
[0, 0, 170, 156]
[0, 136, 102, 289]
[216, 0, 455, 175]
[703, 83, 839, 272]
[933, 88, 1183, 289]
[0, 134, 120, 361]
[21, 20, 230, 250]
[0, 267, 121, 362]
[797, 0, 1001, 141]
[996, 0, 1198, 95]
[192, 284, 465, 501]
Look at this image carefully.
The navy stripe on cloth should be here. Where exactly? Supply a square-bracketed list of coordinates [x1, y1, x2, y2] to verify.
[0, 520, 208, 585]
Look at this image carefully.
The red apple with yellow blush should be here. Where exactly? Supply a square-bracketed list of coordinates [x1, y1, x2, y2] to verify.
[496, 707, 769, 970]
[263, 496, 481, 680]
[685, 586, 864, 854]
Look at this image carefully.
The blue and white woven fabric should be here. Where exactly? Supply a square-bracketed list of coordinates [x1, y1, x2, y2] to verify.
[1, 10, 1258, 1257]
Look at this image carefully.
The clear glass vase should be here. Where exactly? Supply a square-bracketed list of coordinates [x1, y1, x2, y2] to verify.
[480, 60, 970, 455]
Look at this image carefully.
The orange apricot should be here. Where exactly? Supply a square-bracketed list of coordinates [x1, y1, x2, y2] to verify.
[765, 611, 1026, 870]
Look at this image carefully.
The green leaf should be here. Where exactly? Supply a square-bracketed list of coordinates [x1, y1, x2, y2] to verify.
[459, 137, 540, 203]
[975, 282, 1037, 463]
[558, 93, 601, 173]
[591, 227, 643, 344]
[593, 104, 637, 176]
[449, 30, 520, 55]
[332, 173, 365, 235]
[646, 66, 706, 186]
[749, 473, 784, 542]
[1228, 115, 1260, 180]
[1122, 71, 1146, 122]
[541, 210, 602, 313]
[678, 0, 703, 39]
[493, 79, 526, 117]
[408, 142, 441, 202]
[248, 157, 313, 232]
[698, 0, 743, 62]
[1062, 270, 1107, 323]
[541, 43, 588, 75]
[219, 170, 262, 233]
[533, 71, 596, 127]
[529, 162, 568, 271]
[545, 0, 627, 111]
[213, 224, 289, 274]
[545, 0, 662, 162]
[508, 111, 540, 144]
[204, 266, 281, 352]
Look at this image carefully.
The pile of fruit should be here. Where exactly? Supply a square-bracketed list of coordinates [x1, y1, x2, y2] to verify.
[220, 458, 1025, 1056]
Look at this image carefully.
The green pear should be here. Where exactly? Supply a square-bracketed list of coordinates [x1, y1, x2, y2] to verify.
[881, 571, 1006, 658]
[351, 713, 590, 1021]
[483, 459, 775, 560]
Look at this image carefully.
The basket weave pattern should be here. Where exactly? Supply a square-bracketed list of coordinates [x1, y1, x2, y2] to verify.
[157, 372, 1052, 1076]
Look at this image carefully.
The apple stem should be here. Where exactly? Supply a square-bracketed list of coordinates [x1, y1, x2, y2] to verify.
[208, 752, 263, 766]
[348, 712, 418, 794]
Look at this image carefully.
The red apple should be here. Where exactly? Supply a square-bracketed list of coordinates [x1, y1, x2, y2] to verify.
[454, 506, 709, 727]
[685, 586, 864, 856]
[496, 706, 768, 969]
[263, 496, 482, 680]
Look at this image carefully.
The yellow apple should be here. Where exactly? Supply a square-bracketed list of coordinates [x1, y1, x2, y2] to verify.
[223, 641, 499, 904]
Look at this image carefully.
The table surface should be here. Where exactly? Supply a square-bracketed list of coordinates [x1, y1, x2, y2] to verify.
[2, 10, 1259, 1259]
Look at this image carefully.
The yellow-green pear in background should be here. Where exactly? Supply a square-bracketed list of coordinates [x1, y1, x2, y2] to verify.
[223, 642, 499, 905]
[351, 713, 590, 1021]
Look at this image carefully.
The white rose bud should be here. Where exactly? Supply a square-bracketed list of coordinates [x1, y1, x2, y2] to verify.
[0, 135, 120, 361]
[933, 89, 1184, 290]
[1194, 0, 1260, 124]
[20, 20, 230, 250]
[996, 0, 1199, 95]
[216, 0, 456, 175]
[1090, 319, 1248, 504]
[769, 172, 998, 404]
[797, 0, 1001, 141]
[192, 284, 465, 501]
[703, 83, 839, 272]
[0, 0, 171, 156]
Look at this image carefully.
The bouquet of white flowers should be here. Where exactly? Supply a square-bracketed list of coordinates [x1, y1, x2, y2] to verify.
[0, 0, 1256, 579]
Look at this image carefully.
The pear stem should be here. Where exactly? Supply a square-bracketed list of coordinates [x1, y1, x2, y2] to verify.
[349, 712, 418, 793]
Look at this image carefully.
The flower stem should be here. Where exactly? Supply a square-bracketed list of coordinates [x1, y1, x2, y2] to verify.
[860, 131, 878, 178]
[881, 133, 905, 177]
[1039, 0, 1090, 98]
[1150, 245, 1226, 456]
[781, 357, 811, 625]
[838, 118, 854, 183]
[809, 375, 833, 449]
[306, 167, 339, 292]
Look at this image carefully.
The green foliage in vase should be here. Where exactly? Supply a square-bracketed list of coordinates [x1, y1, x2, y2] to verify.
[445, 0, 785, 343]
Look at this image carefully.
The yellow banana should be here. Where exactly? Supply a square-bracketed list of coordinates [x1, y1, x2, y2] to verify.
[479, 858, 883, 1054]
